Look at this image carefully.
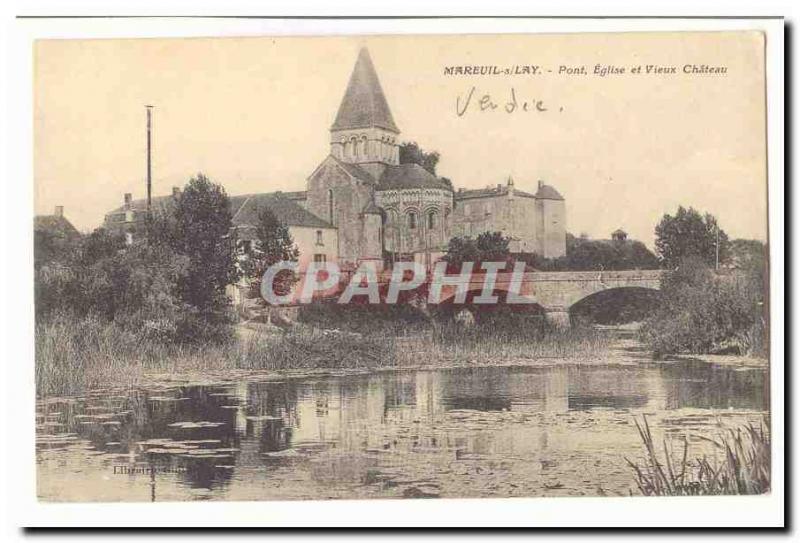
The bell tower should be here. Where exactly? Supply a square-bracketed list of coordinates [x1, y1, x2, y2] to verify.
[330, 48, 401, 179]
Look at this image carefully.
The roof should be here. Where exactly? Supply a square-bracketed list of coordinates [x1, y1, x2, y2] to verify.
[378, 163, 452, 191]
[34, 215, 81, 240]
[534, 184, 564, 201]
[331, 48, 400, 134]
[362, 201, 382, 215]
[231, 193, 334, 230]
[455, 185, 536, 201]
[282, 190, 308, 201]
[106, 194, 177, 215]
[329, 155, 377, 185]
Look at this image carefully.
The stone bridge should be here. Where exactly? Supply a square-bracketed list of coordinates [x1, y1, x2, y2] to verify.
[431, 269, 664, 326]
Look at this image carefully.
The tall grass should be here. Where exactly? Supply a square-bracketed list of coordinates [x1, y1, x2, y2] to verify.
[626, 415, 770, 496]
[36, 305, 613, 398]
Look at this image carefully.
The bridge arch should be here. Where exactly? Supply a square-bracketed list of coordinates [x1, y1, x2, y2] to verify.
[568, 286, 662, 326]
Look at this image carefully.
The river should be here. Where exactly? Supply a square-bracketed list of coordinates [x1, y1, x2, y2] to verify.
[36, 332, 768, 501]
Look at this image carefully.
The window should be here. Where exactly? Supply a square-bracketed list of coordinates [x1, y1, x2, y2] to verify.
[427, 211, 436, 229]
[328, 189, 335, 225]
[125, 232, 133, 246]
[407, 212, 417, 230]
[351, 137, 359, 158]
[316, 230, 324, 245]
[314, 254, 327, 264]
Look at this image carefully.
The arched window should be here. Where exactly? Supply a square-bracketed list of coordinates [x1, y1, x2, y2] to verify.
[427, 210, 437, 230]
[316, 230, 323, 245]
[343, 140, 351, 159]
[407, 212, 417, 230]
[351, 137, 359, 158]
[328, 189, 335, 225]
[360, 136, 367, 158]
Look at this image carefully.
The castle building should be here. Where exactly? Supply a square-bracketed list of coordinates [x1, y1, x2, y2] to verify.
[103, 47, 567, 275]
[451, 177, 566, 257]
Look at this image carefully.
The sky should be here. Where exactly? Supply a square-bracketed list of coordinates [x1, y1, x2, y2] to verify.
[34, 32, 768, 247]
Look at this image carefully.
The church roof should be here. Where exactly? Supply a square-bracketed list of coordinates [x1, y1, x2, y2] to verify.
[362, 201, 382, 215]
[231, 193, 334, 230]
[331, 48, 400, 134]
[329, 155, 377, 185]
[378, 163, 452, 191]
[534, 183, 564, 201]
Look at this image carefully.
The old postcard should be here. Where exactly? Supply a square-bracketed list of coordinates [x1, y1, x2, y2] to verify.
[31, 29, 773, 510]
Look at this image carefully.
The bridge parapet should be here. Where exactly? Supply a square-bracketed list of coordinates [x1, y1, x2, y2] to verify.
[524, 270, 664, 282]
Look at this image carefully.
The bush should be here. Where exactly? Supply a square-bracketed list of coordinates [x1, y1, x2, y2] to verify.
[640, 256, 767, 356]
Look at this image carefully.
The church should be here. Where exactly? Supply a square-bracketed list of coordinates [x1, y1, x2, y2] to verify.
[104, 47, 566, 273]
[295, 47, 567, 270]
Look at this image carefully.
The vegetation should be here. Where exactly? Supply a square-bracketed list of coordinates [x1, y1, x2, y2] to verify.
[35, 173, 238, 347]
[170, 174, 239, 313]
[239, 207, 300, 299]
[36, 302, 611, 397]
[655, 206, 731, 269]
[640, 254, 767, 357]
[518, 233, 659, 271]
[443, 231, 512, 271]
[627, 415, 770, 496]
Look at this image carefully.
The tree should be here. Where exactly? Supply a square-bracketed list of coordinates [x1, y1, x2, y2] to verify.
[399, 142, 440, 175]
[444, 231, 511, 271]
[172, 173, 239, 312]
[242, 207, 300, 300]
[515, 233, 659, 271]
[640, 255, 766, 356]
[79, 227, 125, 266]
[654, 206, 730, 269]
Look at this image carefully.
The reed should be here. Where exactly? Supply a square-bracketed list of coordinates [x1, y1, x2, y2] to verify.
[626, 415, 770, 496]
[36, 308, 612, 397]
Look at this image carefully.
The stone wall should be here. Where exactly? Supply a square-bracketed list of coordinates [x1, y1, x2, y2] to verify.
[376, 188, 452, 254]
[306, 157, 377, 269]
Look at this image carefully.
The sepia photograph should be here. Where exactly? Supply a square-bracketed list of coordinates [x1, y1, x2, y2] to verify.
[9, 16, 784, 529]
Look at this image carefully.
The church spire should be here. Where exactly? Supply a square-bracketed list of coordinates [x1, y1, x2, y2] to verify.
[330, 48, 401, 174]
[331, 47, 399, 134]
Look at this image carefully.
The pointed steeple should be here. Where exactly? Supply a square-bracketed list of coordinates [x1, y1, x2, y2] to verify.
[331, 48, 399, 134]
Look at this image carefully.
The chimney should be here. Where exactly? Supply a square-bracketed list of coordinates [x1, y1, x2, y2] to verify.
[124, 193, 132, 209]
[172, 186, 181, 198]
[538, 180, 544, 189]
[54, 206, 64, 217]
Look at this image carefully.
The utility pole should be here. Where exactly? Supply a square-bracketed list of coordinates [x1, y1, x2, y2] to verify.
[145, 105, 154, 228]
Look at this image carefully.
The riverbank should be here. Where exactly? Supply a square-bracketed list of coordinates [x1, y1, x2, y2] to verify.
[35, 311, 768, 398]
[36, 310, 615, 398]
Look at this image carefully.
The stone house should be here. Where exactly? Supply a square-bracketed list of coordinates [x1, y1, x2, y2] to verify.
[34, 206, 81, 243]
[226, 192, 338, 306]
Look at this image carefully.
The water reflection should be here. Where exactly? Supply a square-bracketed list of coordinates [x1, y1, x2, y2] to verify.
[36, 359, 768, 501]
